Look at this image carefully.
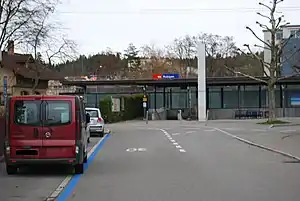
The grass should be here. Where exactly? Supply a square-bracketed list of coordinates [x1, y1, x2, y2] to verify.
[257, 120, 290, 125]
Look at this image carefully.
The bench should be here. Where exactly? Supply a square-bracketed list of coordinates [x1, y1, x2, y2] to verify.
[235, 110, 267, 119]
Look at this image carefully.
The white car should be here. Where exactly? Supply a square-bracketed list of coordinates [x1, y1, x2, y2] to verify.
[85, 107, 105, 137]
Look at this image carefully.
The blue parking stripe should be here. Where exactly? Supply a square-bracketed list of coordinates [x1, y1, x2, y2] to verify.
[56, 134, 110, 201]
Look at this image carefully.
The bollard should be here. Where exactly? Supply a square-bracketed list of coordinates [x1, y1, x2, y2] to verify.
[177, 110, 182, 121]
[146, 110, 149, 124]
[205, 109, 209, 126]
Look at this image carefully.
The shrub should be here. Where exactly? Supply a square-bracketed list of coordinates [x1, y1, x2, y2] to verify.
[99, 94, 144, 123]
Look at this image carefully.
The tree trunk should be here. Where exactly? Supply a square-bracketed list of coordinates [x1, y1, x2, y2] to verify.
[268, 84, 276, 122]
[31, 77, 39, 95]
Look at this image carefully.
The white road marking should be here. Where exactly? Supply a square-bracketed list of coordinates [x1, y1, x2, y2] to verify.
[204, 129, 216, 132]
[46, 135, 108, 200]
[159, 128, 187, 153]
[280, 130, 297, 133]
[212, 127, 300, 161]
[172, 133, 180, 136]
[186, 131, 196, 134]
[137, 148, 147, 152]
[126, 148, 137, 152]
[252, 129, 267, 132]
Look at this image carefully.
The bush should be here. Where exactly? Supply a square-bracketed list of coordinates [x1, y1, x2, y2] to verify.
[99, 94, 144, 123]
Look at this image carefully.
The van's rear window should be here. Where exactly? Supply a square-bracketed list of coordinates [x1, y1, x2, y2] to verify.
[14, 100, 41, 126]
[44, 101, 71, 126]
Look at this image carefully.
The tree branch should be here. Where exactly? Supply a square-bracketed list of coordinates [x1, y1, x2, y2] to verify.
[246, 26, 271, 48]
[224, 64, 268, 83]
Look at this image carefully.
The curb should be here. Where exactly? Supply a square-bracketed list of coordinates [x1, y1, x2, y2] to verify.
[212, 127, 300, 161]
[269, 123, 300, 128]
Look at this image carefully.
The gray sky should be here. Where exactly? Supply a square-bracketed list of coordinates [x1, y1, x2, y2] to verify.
[56, 0, 300, 55]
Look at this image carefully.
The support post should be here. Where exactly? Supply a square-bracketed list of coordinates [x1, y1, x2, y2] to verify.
[197, 43, 207, 121]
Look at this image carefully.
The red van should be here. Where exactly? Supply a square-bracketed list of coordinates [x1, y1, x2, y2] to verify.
[4, 95, 90, 175]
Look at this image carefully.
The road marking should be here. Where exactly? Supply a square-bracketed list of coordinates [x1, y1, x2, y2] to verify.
[126, 148, 137, 152]
[212, 127, 300, 161]
[137, 148, 147, 152]
[252, 129, 267, 132]
[172, 133, 180, 135]
[204, 129, 216, 132]
[186, 131, 196, 134]
[159, 128, 187, 153]
[49, 134, 109, 201]
[280, 130, 297, 133]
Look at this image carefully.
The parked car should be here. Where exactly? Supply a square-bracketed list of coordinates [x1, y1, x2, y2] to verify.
[4, 95, 90, 175]
[85, 107, 105, 137]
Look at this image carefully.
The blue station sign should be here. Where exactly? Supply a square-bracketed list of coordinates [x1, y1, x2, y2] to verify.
[162, 73, 180, 79]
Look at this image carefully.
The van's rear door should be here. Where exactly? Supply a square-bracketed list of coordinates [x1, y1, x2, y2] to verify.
[10, 97, 42, 159]
[40, 97, 75, 158]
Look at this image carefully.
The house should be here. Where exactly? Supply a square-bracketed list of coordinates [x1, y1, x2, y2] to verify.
[263, 25, 300, 76]
[0, 40, 63, 103]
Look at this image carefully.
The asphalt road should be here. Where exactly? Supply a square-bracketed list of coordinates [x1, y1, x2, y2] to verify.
[65, 121, 300, 201]
[1, 121, 300, 201]
[0, 137, 102, 201]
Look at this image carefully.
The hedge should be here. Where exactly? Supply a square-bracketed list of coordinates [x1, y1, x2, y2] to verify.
[99, 94, 144, 123]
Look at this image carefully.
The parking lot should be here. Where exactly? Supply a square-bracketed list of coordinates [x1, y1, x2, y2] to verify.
[1, 120, 300, 201]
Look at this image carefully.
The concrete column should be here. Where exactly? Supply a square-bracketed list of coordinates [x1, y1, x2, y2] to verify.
[197, 43, 207, 121]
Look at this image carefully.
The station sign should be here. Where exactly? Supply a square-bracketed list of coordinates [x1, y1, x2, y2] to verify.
[162, 73, 180, 79]
[152, 73, 180, 80]
[152, 74, 162, 80]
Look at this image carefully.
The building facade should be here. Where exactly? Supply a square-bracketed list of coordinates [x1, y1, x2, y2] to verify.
[263, 25, 300, 76]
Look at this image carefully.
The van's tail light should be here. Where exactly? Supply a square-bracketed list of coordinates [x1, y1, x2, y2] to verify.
[97, 117, 103, 122]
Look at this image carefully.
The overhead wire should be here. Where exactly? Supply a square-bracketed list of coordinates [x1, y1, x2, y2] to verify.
[57, 6, 300, 14]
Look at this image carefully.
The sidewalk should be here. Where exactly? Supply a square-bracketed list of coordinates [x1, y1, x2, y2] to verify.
[221, 126, 300, 160]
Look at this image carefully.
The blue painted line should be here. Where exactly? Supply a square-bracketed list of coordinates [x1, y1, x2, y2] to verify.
[56, 134, 110, 201]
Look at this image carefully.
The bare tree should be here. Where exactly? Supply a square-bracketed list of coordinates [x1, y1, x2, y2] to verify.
[141, 44, 171, 77]
[21, 5, 77, 93]
[224, 0, 300, 122]
[167, 35, 196, 78]
[194, 33, 238, 76]
[0, 0, 58, 51]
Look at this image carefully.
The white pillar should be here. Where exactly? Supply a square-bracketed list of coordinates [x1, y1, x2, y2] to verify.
[197, 43, 206, 121]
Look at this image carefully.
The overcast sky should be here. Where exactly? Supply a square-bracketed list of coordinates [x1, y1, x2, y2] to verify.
[55, 0, 300, 55]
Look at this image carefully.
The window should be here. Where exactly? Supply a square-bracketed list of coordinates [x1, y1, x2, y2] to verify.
[290, 29, 300, 38]
[240, 86, 259, 108]
[208, 87, 221, 109]
[14, 100, 40, 126]
[44, 101, 71, 126]
[276, 32, 283, 40]
[223, 86, 239, 108]
[86, 110, 100, 117]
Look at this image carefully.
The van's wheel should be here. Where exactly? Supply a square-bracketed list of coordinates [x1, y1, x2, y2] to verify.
[74, 163, 84, 174]
[6, 165, 18, 175]
[99, 131, 104, 138]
